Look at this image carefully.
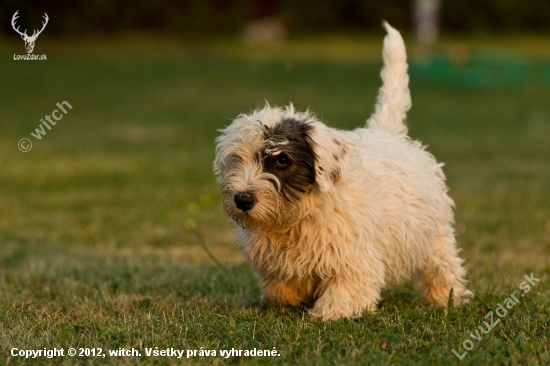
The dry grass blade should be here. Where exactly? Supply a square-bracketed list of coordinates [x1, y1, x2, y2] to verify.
[190, 227, 233, 280]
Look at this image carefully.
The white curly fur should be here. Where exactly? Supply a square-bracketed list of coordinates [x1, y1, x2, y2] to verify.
[213, 22, 472, 320]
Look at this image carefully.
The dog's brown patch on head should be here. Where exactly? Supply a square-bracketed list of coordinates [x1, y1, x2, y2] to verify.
[261, 118, 316, 200]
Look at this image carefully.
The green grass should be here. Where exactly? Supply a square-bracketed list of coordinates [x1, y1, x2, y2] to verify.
[0, 33, 549, 365]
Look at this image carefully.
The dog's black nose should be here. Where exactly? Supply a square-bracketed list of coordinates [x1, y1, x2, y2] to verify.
[234, 192, 255, 211]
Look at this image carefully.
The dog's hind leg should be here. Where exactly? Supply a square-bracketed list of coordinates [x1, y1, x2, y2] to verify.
[417, 227, 473, 306]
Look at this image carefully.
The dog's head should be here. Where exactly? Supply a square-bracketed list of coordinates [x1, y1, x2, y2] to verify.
[214, 104, 348, 231]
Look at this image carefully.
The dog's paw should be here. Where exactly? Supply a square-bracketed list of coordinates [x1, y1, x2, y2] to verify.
[454, 287, 474, 305]
[308, 301, 377, 321]
[423, 284, 473, 307]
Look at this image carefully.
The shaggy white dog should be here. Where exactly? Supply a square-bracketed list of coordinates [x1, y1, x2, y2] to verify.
[214, 23, 472, 320]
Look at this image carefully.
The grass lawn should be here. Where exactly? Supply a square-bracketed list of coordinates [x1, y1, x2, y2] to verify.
[0, 32, 549, 365]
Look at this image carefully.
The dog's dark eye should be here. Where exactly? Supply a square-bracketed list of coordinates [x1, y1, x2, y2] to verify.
[276, 154, 290, 167]
[265, 153, 291, 170]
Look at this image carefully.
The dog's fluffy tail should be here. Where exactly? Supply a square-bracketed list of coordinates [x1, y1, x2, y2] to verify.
[366, 22, 411, 136]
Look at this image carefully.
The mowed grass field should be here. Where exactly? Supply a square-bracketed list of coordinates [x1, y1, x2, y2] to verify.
[0, 33, 549, 365]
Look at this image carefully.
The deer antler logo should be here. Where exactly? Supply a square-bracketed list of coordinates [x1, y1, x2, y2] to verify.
[11, 11, 49, 54]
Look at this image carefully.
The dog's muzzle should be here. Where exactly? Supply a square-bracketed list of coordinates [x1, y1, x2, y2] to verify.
[234, 192, 256, 211]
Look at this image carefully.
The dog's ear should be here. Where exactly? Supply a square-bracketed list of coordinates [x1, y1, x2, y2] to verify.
[307, 123, 349, 193]
[213, 122, 241, 182]
[213, 114, 262, 182]
[213, 132, 228, 182]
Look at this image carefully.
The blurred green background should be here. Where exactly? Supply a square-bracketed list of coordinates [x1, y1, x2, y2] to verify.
[1, 0, 549, 34]
[1, 1, 549, 365]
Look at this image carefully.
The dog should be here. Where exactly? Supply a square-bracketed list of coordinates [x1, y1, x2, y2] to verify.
[213, 23, 472, 320]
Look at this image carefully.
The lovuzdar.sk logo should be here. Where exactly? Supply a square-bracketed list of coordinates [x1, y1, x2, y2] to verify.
[12, 10, 48, 60]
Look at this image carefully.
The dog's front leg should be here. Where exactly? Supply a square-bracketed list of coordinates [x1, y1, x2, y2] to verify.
[261, 278, 307, 308]
[309, 270, 384, 321]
